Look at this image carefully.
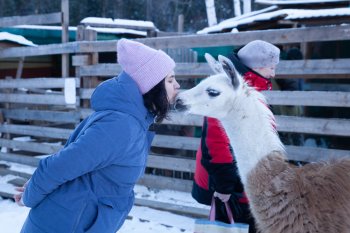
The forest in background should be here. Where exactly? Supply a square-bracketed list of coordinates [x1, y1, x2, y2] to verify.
[0, 0, 257, 32]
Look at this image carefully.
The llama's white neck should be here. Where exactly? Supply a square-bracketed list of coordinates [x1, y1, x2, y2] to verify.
[220, 88, 285, 185]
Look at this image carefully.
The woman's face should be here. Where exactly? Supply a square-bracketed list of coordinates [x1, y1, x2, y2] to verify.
[253, 65, 276, 79]
[165, 71, 180, 104]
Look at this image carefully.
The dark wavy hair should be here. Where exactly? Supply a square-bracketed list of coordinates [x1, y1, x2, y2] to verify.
[143, 79, 170, 123]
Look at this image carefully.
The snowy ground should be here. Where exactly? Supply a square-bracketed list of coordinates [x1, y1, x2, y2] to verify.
[0, 198, 196, 233]
[0, 161, 209, 233]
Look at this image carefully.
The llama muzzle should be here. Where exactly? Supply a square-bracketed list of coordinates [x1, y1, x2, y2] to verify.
[174, 98, 188, 112]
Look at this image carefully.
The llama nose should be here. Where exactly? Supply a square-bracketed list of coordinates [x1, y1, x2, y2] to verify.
[174, 98, 187, 112]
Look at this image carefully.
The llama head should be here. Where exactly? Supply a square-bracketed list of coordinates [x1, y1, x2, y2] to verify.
[175, 54, 244, 119]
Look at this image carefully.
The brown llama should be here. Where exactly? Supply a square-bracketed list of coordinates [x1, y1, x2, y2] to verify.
[175, 54, 350, 233]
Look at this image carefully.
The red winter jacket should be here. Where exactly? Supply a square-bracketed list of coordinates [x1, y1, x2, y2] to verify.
[192, 54, 272, 207]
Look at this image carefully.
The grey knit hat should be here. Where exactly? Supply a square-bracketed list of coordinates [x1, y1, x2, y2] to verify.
[237, 40, 280, 69]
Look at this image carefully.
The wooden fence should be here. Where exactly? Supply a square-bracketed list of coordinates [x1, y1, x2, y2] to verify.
[0, 0, 70, 77]
[0, 24, 350, 198]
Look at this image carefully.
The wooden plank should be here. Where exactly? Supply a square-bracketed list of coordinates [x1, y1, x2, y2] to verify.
[1, 25, 350, 58]
[263, 91, 350, 107]
[285, 145, 350, 162]
[7, 177, 28, 187]
[72, 55, 91, 66]
[137, 174, 193, 192]
[152, 135, 199, 151]
[0, 124, 72, 139]
[79, 108, 93, 119]
[0, 180, 206, 218]
[147, 154, 195, 173]
[0, 139, 61, 154]
[79, 59, 350, 77]
[276, 59, 350, 75]
[165, 113, 350, 136]
[0, 152, 194, 174]
[0, 109, 80, 123]
[79, 86, 350, 108]
[0, 93, 77, 106]
[0, 12, 62, 27]
[277, 116, 350, 136]
[15, 57, 24, 79]
[303, 83, 350, 92]
[0, 42, 82, 58]
[134, 198, 208, 218]
[79, 64, 121, 77]
[0, 190, 15, 199]
[0, 167, 32, 179]
[137, 24, 350, 49]
[0, 152, 40, 167]
[276, 74, 350, 79]
[79, 88, 94, 99]
[61, 0, 69, 78]
[0, 78, 79, 89]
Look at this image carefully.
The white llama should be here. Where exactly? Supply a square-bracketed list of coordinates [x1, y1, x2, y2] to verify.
[175, 54, 350, 233]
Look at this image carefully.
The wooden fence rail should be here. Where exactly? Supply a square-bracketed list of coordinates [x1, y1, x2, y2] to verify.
[0, 12, 62, 27]
[79, 59, 350, 77]
[1, 24, 350, 58]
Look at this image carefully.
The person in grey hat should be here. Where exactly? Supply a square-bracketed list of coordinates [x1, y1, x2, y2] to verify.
[238, 40, 280, 79]
[191, 40, 280, 233]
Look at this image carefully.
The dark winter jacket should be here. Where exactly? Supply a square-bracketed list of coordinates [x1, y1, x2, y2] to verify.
[21, 72, 155, 233]
[192, 54, 271, 226]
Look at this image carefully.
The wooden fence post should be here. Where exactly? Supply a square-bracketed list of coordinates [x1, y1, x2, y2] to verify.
[73, 26, 98, 110]
[61, 0, 69, 78]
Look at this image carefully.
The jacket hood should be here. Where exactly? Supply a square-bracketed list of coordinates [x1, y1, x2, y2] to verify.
[90, 72, 154, 129]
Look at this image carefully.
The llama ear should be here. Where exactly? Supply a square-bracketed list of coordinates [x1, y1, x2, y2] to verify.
[204, 53, 224, 74]
[218, 55, 240, 89]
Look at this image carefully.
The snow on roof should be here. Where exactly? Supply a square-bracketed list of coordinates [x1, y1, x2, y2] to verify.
[81, 17, 156, 30]
[256, 0, 350, 5]
[85, 26, 147, 36]
[285, 7, 350, 19]
[13, 25, 77, 31]
[0, 32, 37, 47]
[197, 6, 278, 34]
[12, 25, 146, 36]
[197, 7, 350, 34]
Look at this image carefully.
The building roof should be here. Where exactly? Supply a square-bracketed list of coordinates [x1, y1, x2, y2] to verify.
[197, 7, 350, 34]
[256, 0, 350, 5]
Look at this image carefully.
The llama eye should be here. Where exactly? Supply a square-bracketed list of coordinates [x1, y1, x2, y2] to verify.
[206, 88, 220, 97]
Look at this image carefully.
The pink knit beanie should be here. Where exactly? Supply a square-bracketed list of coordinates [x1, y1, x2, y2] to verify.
[238, 40, 280, 69]
[117, 38, 175, 94]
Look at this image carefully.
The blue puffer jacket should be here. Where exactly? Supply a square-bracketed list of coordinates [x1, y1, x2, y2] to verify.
[21, 72, 155, 233]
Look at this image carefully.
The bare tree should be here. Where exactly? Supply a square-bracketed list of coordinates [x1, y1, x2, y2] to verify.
[233, 0, 241, 16]
[243, 0, 251, 14]
[205, 0, 217, 26]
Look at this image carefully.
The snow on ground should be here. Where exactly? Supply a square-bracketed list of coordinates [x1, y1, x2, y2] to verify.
[0, 197, 195, 233]
[0, 197, 196, 233]
[0, 161, 208, 233]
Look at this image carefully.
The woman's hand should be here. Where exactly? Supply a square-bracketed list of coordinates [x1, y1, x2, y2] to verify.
[14, 180, 29, 206]
[214, 191, 231, 202]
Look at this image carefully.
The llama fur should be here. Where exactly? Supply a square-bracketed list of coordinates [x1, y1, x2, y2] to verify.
[176, 54, 350, 233]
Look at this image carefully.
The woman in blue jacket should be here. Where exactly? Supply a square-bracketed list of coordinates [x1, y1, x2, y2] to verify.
[14, 38, 180, 233]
